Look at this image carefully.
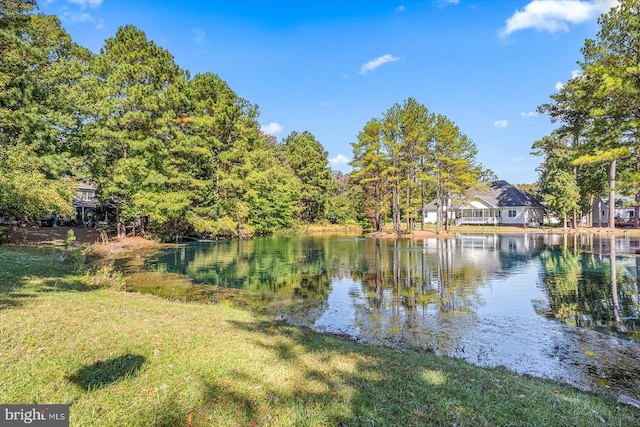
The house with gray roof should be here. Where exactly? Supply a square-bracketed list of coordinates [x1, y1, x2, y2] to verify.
[424, 180, 545, 227]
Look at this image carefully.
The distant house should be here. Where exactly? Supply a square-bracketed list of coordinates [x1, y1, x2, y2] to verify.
[424, 180, 545, 227]
[591, 195, 638, 228]
[73, 179, 100, 226]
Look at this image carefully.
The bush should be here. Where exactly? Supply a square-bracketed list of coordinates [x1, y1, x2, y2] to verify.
[64, 248, 86, 273]
[64, 229, 76, 248]
[86, 263, 128, 291]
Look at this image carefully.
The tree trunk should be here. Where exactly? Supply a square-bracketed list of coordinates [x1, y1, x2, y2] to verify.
[435, 194, 442, 234]
[117, 221, 126, 239]
[406, 187, 411, 231]
[392, 184, 401, 234]
[115, 205, 126, 239]
[573, 166, 578, 229]
[421, 184, 425, 231]
[597, 197, 603, 228]
[609, 159, 617, 231]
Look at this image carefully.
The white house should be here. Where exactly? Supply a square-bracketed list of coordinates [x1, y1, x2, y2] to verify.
[424, 180, 545, 227]
[591, 195, 638, 228]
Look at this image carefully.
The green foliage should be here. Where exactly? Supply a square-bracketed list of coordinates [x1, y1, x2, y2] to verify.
[537, 1, 640, 222]
[0, 2, 86, 222]
[81, 25, 187, 237]
[0, 5, 357, 238]
[0, 144, 75, 221]
[534, 134, 580, 224]
[282, 131, 334, 223]
[430, 113, 481, 232]
[86, 263, 127, 291]
[64, 229, 76, 248]
[64, 247, 86, 273]
[325, 195, 357, 225]
[352, 99, 481, 233]
[351, 118, 389, 231]
[382, 97, 435, 232]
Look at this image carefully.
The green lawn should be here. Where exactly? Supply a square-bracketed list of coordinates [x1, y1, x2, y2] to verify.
[0, 245, 638, 426]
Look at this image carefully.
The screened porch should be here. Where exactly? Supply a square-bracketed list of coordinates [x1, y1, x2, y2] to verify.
[455, 208, 502, 225]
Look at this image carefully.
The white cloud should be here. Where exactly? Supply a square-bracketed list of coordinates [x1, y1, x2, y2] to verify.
[321, 101, 338, 107]
[521, 111, 539, 118]
[556, 69, 584, 90]
[493, 120, 509, 128]
[500, 0, 618, 37]
[192, 28, 206, 45]
[329, 154, 350, 165]
[60, 10, 94, 23]
[512, 157, 524, 163]
[396, 5, 406, 12]
[260, 122, 283, 135]
[67, 0, 103, 8]
[360, 54, 401, 75]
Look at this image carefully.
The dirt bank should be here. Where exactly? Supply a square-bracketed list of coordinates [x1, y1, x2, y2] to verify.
[0, 226, 168, 260]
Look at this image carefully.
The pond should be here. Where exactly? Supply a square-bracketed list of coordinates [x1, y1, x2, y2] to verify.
[117, 233, 640, 398]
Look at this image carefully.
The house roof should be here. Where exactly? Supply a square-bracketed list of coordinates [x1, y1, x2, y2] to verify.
[466, 180, 544, 209]
[426, 180, 545, 210]
[594, 195, 638, 208]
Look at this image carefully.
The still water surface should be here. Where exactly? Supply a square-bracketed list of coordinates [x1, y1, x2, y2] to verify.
[119, 233, 640, 397]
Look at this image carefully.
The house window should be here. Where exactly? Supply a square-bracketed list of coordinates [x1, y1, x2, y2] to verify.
[508, 210, 517, 218]
[496, 211, 501, 217]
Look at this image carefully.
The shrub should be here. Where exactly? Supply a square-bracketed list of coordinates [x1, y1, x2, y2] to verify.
[63, 248, 86, 273]
[64, 229, 76, 248]
[86, 263, 128, 291]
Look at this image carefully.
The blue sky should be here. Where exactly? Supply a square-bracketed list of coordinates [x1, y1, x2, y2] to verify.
[39, 0, 617, 184]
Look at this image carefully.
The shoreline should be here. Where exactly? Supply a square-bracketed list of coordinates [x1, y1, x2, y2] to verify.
[366, 225, 640, 239]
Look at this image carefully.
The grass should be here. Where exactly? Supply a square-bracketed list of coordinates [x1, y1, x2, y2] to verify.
[1, 246, 639, 426]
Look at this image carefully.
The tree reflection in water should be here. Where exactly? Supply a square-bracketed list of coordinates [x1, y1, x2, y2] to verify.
[131, 233, 640, 397]
[541, 234, 639, 337]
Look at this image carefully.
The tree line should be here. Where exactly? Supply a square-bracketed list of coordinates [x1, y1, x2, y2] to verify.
[0, 0, 486, 240]
[350, 98, 486, 234]
[0, 0, 347, 240]
[534, 0, 640, 229]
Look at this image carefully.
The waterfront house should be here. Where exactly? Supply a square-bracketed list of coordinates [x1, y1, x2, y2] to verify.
[423, 180, 545, 227]
[591, 195, 638, 228]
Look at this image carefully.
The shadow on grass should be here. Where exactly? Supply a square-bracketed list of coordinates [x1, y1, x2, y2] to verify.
[185, 317, 637, 427]
[0, 246, 98, 309]
[68, 354, 146, 391]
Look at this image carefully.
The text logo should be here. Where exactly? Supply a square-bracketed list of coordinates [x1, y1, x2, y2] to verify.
[0, 405, 69, 427]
